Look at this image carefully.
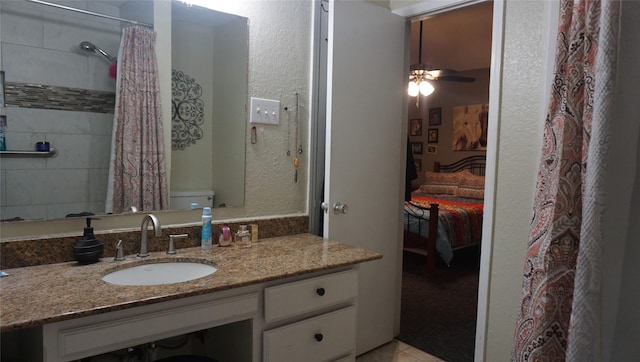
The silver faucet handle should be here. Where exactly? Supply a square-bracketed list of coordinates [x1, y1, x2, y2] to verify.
[114, 240, 126, 261]
[167, 234, 188, 255]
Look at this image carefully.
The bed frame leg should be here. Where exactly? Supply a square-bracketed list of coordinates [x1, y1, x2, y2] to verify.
[426, 203, 439, 277]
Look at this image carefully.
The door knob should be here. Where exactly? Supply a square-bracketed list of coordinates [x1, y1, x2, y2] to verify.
[321, 202, 348, 214]
[332, 202, 348, 214]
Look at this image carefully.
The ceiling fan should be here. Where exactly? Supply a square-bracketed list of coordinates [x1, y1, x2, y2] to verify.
[408, 20, 475, 99]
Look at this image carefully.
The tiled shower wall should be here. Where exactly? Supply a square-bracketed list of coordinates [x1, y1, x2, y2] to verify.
[0, 0, 122, 220]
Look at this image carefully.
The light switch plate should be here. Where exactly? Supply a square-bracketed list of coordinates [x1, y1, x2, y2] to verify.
[250, 97, 280, 125]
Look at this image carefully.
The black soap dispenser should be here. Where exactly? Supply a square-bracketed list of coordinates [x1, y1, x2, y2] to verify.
[73, 217, 105, 264]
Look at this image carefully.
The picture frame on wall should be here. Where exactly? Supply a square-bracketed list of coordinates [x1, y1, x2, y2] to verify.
[427, 128, 439, 143]
[452, 103, 489, 151]
[414, 158, 422, 172]
[427, 145, 437, 154]
[411, 142, 423, 155]
[410, 118, 422, 136]
[428, 107, 442, 126]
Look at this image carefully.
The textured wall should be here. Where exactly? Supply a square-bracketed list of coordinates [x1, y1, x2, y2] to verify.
[152, 0, 312, 220]
[483, 1, 549, 359]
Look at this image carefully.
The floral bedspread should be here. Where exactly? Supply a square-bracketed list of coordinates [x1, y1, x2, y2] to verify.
[403, 194, 484, 264]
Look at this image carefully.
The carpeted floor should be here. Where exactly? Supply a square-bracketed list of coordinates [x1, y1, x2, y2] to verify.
[398, 248, 480, 362]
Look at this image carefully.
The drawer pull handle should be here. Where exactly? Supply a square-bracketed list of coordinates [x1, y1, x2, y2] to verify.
[314, 333, 324, 342]
[316, 287, 325, 296]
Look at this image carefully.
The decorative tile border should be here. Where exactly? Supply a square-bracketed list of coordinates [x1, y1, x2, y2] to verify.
[4, 82, 115, 113]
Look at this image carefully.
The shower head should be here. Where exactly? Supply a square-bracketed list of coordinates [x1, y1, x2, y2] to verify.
[79, 41, 115, 62]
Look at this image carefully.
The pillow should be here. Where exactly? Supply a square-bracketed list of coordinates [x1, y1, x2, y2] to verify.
[454, 170, 485, 199]
[420, 183, 457, 195]
[424, 171, 462, 185]
[420, 171, 462, 195]
[458, 170, 485, 188]
[454, 186, 485, 199]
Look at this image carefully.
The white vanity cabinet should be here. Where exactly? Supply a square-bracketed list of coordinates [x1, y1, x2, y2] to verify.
[262, 269, 359, 362]
[36, 268, 360, 362]
[42, 290, 259, 362]
[1, 234, 379, 362]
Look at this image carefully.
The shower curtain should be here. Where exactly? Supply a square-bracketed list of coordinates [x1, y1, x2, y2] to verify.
[512, 1, 620, 361]
[106, 26, 168, 214]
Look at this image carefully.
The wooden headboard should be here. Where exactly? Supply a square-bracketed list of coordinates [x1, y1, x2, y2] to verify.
[434, 155, 486, 176]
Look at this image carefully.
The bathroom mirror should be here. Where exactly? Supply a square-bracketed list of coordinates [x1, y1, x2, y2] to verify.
[0, 0, 248, 222]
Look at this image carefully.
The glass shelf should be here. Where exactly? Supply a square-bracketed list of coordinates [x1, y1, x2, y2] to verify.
[0, 148, 57, 158]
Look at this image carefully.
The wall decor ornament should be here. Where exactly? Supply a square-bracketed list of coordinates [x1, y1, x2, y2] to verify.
[171, 69, 205, 151]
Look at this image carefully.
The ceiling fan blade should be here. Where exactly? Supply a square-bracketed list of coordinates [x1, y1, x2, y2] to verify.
[409, 67, 476, 82]
[432, 74, 476, 82]
[425, 69, 475, 82]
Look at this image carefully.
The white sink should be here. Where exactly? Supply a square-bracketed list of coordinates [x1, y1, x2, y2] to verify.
[102, 261, 217, 286]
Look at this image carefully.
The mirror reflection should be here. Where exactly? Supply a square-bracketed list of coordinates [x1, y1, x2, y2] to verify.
[0, 0, 248, 222]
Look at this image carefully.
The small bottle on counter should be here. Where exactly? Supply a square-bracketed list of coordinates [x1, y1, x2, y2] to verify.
[235, 225, 251, 248]
[219, 225, 232, 247]
[0, 115, 7, 151]
[201, 207, 212, 249]
[249, 224, 259, 242]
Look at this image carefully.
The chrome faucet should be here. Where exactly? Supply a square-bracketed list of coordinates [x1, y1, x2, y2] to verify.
[138, 214, 161, 257]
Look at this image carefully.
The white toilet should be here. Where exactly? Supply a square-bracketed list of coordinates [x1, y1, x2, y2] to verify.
[170, 190, 215, 209]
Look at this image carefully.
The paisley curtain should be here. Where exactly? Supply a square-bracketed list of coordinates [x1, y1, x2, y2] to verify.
[106, 26, 168, 214]
[512, 1, 620, 361]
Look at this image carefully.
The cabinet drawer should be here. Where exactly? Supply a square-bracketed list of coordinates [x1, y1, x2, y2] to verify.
[264, 269, 357, 323]
[263, 306, 356, 362]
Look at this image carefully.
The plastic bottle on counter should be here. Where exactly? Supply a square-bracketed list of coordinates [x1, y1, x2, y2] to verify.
[0, 116, 7, 151]
[201, 207, 212, 249]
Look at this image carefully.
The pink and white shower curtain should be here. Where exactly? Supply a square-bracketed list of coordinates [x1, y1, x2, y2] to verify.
[512, 1, 620, 361]
[106, 26, 168, 214]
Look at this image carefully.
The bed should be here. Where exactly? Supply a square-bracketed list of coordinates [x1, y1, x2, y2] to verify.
[403, 155, 486, 276]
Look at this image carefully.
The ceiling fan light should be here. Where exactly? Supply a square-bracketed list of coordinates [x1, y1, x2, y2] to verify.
[408, 81, 420, 97]
[419, 80, 434, 96]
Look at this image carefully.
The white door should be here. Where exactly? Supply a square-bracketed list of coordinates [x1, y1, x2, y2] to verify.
[324, 0, 406, 355]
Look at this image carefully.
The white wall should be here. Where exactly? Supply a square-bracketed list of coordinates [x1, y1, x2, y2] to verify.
[210, 16, 248, 208]
[482, 1, 548, 358]
[212, 1, 312, 219]
[170, 20, 216, 194]
[606, 2, 640, 359]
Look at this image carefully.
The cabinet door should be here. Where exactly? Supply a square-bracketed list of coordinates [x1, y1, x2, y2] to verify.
[263, 306, 356, 362]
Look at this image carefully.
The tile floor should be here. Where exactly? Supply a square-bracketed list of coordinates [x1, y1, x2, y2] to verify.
[356, 339, 445, 362]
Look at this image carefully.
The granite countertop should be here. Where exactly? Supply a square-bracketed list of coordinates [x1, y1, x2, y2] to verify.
[0, 233, 381, 332]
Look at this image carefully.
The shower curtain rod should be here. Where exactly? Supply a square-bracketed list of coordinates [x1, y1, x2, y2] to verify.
[26, 0, 153, 28]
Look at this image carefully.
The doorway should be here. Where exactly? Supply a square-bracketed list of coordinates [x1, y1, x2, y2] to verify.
[399, 3, 492, 361]
[308, 0, 500, 359]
